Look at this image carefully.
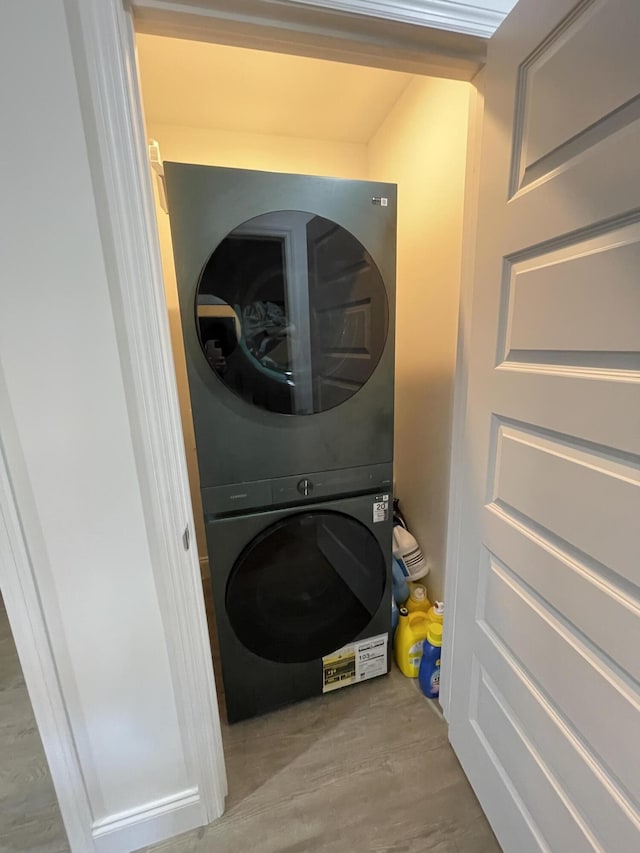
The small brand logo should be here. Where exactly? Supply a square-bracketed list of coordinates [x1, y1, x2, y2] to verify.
[371, 197, 388, 207]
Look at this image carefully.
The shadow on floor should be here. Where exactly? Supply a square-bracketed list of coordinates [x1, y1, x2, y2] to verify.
[145, 668, 501, 853]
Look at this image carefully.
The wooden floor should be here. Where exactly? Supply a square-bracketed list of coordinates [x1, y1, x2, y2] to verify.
[0, 598, 69, 853]
[145, 667, 501, 853]
[0, 592, 499, 853]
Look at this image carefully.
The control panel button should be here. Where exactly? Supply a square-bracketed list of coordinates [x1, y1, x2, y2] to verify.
[297, 478, 313, 496]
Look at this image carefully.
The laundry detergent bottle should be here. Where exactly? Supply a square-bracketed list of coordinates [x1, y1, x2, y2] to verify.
[419, 622, 443, 699]
[394, 607, 430, 678]
[391, 557, 410, 606]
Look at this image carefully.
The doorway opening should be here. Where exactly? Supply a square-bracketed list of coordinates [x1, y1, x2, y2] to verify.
[133, 30, 488, 849]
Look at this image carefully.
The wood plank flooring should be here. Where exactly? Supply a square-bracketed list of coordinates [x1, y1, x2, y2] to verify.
[144, 667, 501, 853]
[1, 588, 500, 853]
[0, 598, 69, 853]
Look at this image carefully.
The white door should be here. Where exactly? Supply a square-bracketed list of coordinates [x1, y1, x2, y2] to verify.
[446, 0, 640, 850]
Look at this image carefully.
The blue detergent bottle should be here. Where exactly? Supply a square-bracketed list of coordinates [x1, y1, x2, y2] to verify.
[419, 622, 443, 699]
[392, 557, 410, 605]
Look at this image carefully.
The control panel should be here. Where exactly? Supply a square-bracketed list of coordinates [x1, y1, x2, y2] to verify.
[201, 462, 393, 517]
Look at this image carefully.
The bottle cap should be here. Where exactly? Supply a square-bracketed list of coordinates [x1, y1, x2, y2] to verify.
[411, 586, 427, 601]
[427, 623, 443, 646]
[399, 606, 409, 617]
[433, 601, 444, 615]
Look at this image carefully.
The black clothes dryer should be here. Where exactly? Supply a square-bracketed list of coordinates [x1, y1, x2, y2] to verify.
[164, 165, 396, 514]
[206, 490, 392, 722]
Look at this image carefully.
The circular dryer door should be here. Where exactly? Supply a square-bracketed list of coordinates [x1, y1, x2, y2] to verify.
[226, 511, 387, 663]
[195, 211, 389, 416]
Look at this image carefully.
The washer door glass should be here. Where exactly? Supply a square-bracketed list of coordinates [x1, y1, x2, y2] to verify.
[226, 511, 387, 663]
[196, 211, 389, 415]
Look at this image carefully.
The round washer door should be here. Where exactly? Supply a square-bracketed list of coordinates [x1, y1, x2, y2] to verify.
[195, 210, 389, 416]
[225, 511, 387, 663]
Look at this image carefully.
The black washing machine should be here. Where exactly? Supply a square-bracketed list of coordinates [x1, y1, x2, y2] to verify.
[207, 487, 393, 722]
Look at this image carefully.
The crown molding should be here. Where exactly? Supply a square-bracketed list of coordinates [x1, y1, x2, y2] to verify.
[133, 0, 487, 81]
[272, 0, 507, 37]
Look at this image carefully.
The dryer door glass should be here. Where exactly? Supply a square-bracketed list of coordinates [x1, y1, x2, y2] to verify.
[196, 211, 389, 415]
[225, 511, 387, 663]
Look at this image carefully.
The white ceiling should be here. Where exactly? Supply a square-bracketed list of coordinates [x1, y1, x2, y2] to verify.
[136, 35, 413, 143]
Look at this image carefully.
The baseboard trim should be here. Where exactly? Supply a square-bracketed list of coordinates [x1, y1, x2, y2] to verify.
[92, 788, 202, 853]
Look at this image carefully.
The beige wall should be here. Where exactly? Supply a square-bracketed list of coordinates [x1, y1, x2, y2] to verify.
[148, 122, 369, 557]
[149, 123, 369, 179]
[368, 76, 470, 600]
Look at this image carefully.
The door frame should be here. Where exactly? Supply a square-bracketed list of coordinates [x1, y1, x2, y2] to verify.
[61, 0, 228, 832]
[441, 70, 485, 718]
[4, 0, 485, 845]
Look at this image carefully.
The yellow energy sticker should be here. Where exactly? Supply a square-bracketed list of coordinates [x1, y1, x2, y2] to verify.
[322, 633, 388, 693]
[323, 647, 356, 692]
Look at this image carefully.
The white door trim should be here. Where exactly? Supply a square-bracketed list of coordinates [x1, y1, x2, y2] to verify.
[132, 0, 487, 80]
[441, 69, 485, 719]
[0, 394, 95, 852]
[62, 0, 227, 831]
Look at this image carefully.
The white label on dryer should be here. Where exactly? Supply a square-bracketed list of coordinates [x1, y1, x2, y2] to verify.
[355, 633, 388, 682]
[373, 494, 390, 523]
[322, 633, 388, 693]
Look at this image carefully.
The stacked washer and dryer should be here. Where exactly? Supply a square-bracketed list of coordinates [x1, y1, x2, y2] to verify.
[164, 164, 396, 722]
